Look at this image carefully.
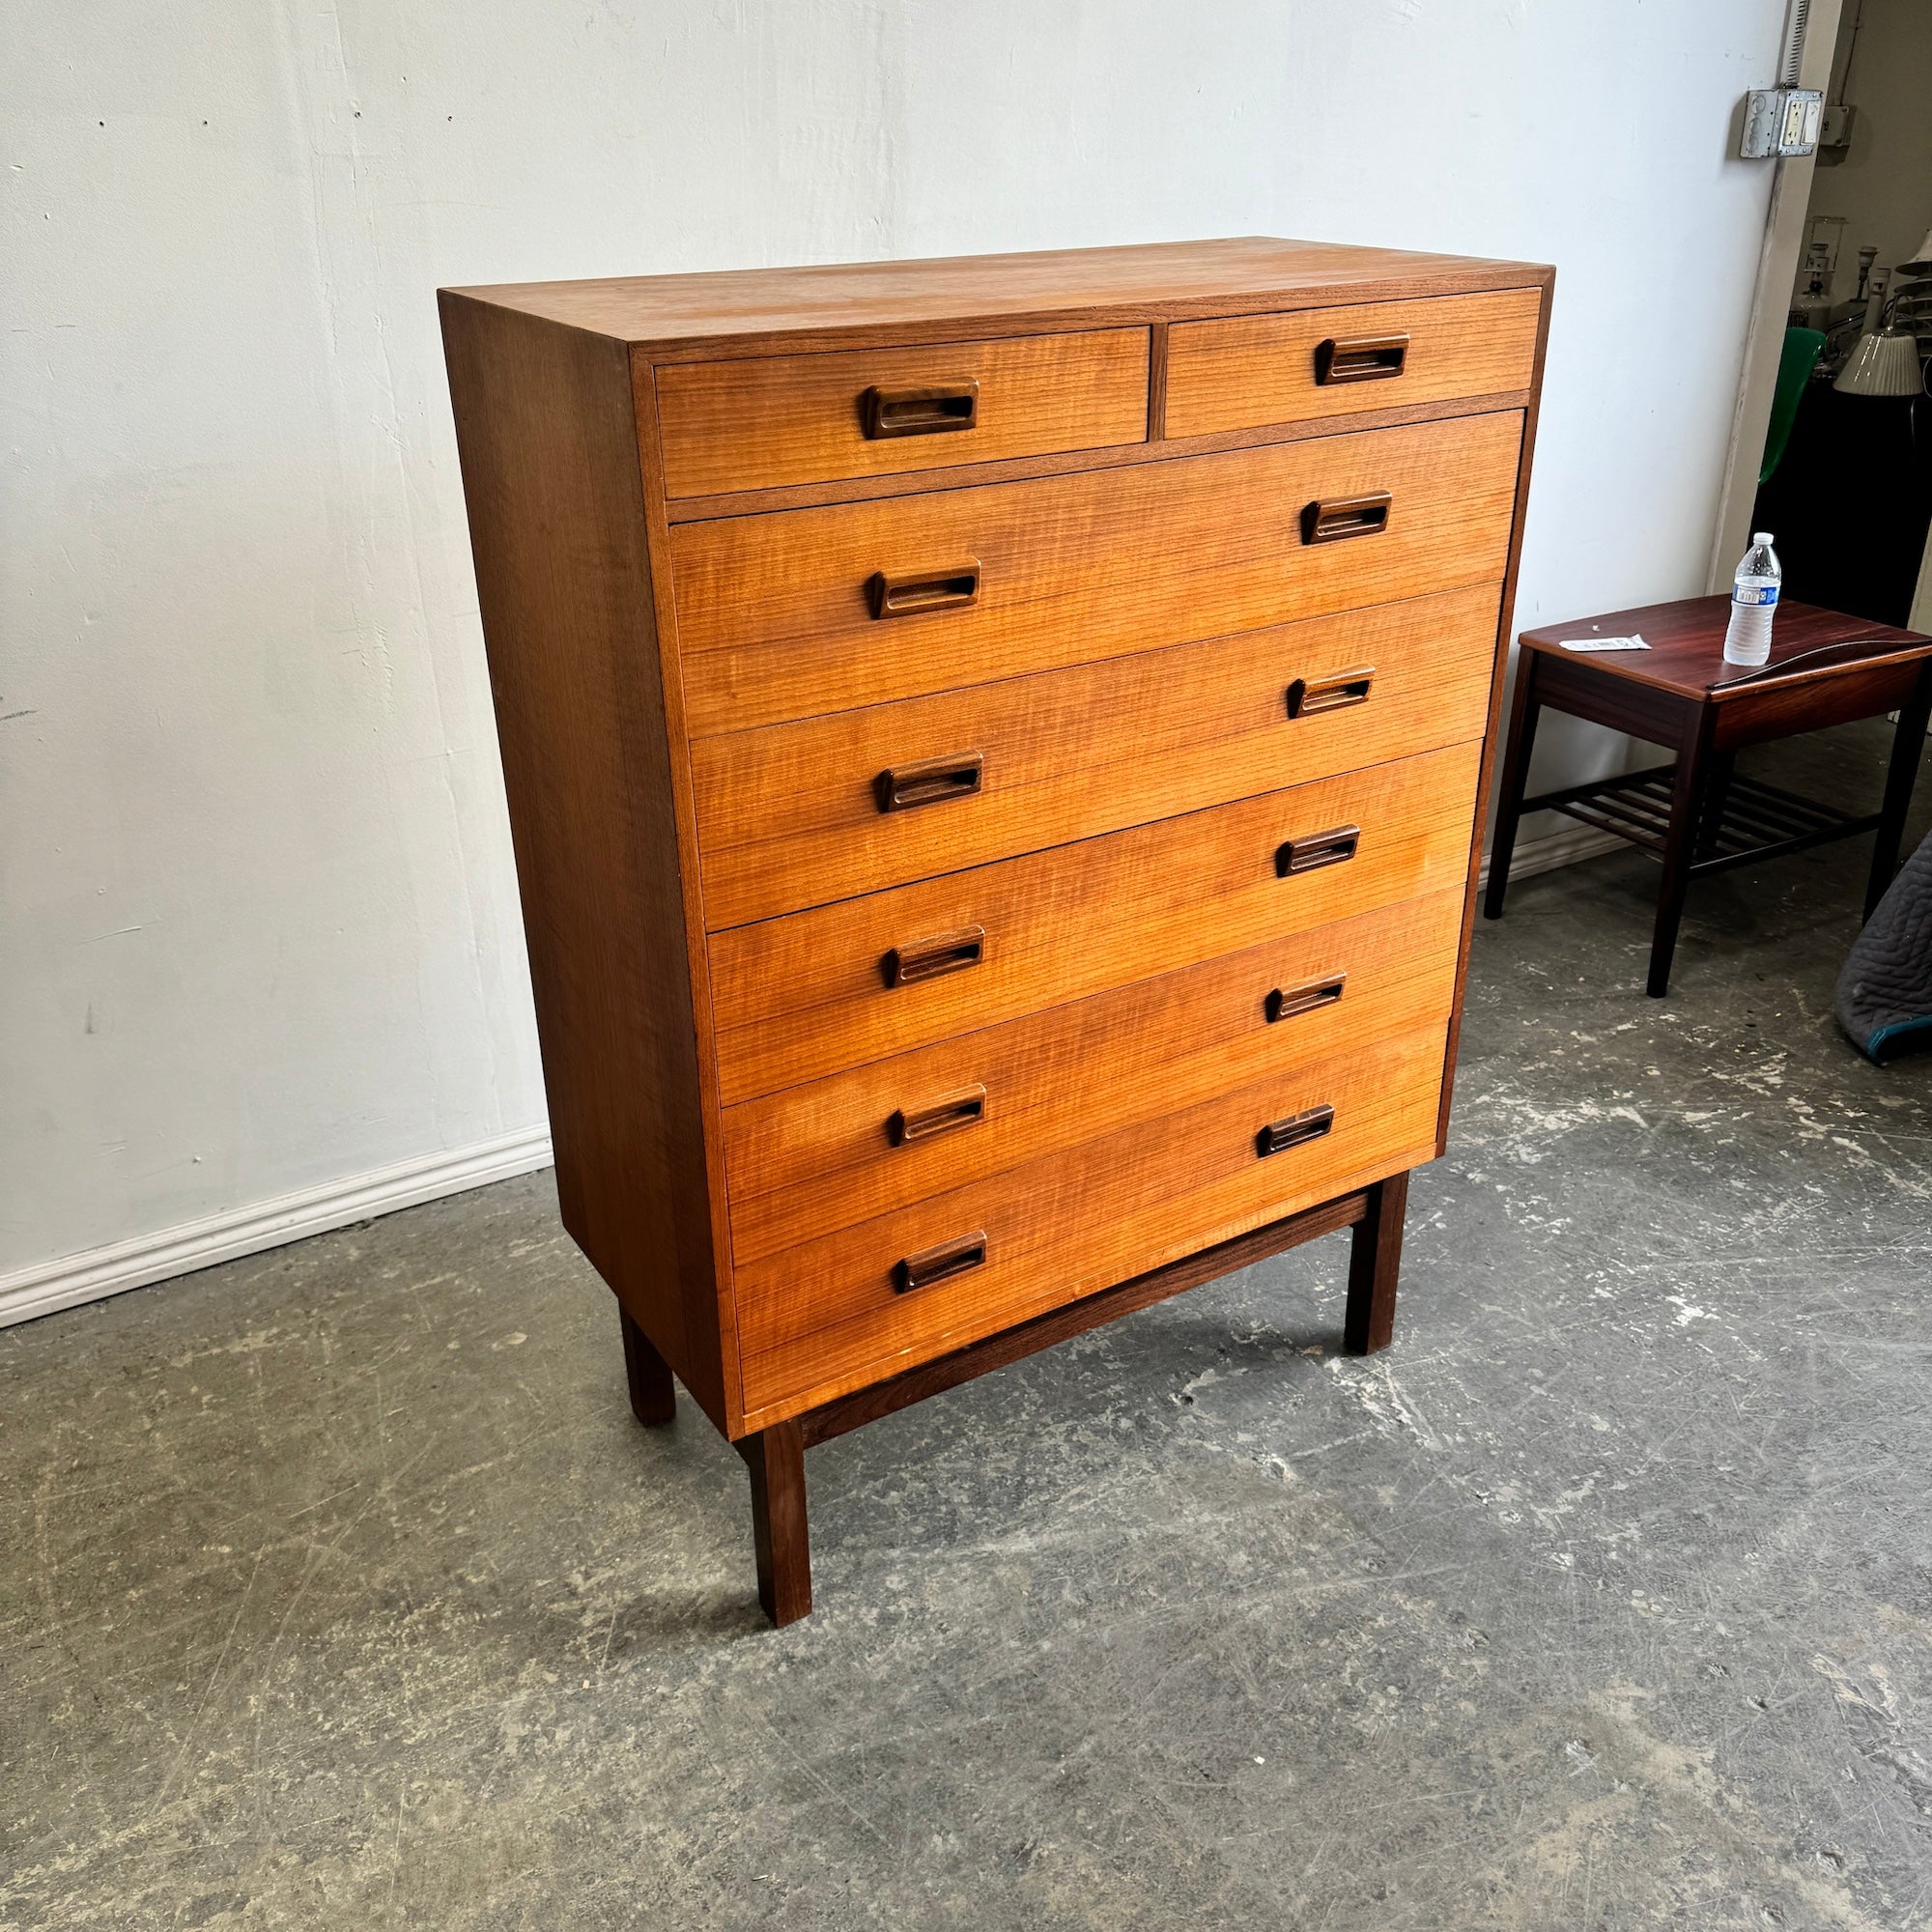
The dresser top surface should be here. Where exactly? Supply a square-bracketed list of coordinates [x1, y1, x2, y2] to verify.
[442, 236, 1552, 354]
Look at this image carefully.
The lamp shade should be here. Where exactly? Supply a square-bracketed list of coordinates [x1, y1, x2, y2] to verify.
[1901, 226, 1932, 276]
[1834, 326, 1923, 396]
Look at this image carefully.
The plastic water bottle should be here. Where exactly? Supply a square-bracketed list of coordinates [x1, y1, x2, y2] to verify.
[1722, 532, 1780, 667]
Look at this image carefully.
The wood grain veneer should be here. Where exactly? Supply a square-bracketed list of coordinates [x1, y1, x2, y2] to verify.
[438, 295, 733, 1428]
[724, 887, 1464, 1264]
[691, 583, 1501, 928]
[447, 235, 1548, 358]
[1165, 288, 1542, 439]
[738, 1025, 1448, 1418]
[440, 237, 1551, 1623]
[671, 411, 1522, 735]
[656, 327, 1151, 497]
[709, 740, 1481, 1104]
[657, 387, 1536, 525]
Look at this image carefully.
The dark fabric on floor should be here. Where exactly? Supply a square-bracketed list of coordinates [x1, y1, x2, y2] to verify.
[1838, 828, 1932, 1061]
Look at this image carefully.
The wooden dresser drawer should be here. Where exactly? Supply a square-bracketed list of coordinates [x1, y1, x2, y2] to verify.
[672, 412, 1522, 735]
[724, 887, 1463, 1264]
[1165, 289, 1541, 440]
[736, 1025, 1447, 1417]
[693, 583, 1499, 929]
[708, 739, 1480, 1104]
[654, 328, 1151, 498]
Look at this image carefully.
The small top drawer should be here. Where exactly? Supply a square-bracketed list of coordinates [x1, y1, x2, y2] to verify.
[1164, 289, 1541, 440]
[654, 328, 1151, 497]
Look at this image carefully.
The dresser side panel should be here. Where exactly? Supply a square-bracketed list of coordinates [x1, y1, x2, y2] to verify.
[439, 293, 729, 1427]
[1436, 270, 1555, 1151]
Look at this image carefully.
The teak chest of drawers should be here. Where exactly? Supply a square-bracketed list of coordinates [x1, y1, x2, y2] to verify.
[440, 238, 1551, 1624]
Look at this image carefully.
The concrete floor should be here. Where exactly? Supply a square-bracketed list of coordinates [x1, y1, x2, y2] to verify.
[6, 723, 1931, 1930]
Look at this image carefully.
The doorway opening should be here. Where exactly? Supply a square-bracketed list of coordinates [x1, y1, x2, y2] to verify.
[1717, 0, 1932, 628]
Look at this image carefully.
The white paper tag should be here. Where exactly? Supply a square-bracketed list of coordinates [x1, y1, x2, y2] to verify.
[1557, 634, 1650, 653]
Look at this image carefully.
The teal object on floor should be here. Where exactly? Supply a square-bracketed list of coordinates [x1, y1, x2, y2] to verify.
[1759, 326, 1826, 484]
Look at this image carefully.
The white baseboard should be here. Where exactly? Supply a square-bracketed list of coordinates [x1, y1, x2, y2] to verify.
[0, 823, 1624, 1335]
[0, 1125, 554, 1330]
[1478, 816, 1627, 891]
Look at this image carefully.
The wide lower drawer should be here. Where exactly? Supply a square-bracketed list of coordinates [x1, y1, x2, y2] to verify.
[735, 1026, 1448, 1420]
[709, 738, 1481, 1105]
[654, 327, 1151, 498]
[1164, 288, 1542, 440]
[693, 583, 1500, 929]
[724, 886, 1464, 1264]
[672, 412, 1522, 735]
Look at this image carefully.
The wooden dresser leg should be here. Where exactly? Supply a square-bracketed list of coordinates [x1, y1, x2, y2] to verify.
[619, 1307, 676, 1427]
[742, 1420, 811, 1627]
[1344, 1172, 1409, 1354]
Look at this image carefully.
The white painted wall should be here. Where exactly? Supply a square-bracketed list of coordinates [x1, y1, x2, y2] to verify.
[4, 0, 1789, 1298]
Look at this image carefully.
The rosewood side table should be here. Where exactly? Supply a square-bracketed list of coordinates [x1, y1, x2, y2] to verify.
[1484, 597, 1932, 996]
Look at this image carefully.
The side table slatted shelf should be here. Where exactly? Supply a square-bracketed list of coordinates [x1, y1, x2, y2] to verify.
[1529, 765, 1878, 871]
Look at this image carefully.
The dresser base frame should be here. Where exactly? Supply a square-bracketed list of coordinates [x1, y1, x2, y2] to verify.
[621, 1170, 1409, 1627]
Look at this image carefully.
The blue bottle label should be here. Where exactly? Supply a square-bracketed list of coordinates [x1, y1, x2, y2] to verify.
[1734, 583, 1778, 608]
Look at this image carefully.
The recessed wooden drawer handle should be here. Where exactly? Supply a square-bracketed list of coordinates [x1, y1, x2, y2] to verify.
[875, 751, 984, 813]
[1255, 1104, 1336, 1158]
[1275, 823, 1360, 878]
[894, 1229, 988, 1294]
[1264, 974, 1346, 1024]
[861, 380, 980, 439]
[867, 562, 981, 618]
[888, 1083, 988, 1147]
[1301, 493, 1392, 545]
[1314, 332, 1409, 385]
[883, 923, 985, 988]
[1286, 667, 1375, 719]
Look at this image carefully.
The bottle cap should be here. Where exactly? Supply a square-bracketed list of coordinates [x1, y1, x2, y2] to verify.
[1752, 531, 1775, 545]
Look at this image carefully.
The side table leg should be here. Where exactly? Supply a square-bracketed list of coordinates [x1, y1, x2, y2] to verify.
[741, 1420, 811, 1627]
[1344, 1171, 1409, 1355]
[1866, 662, 1932, 920]
[1483, 653, 1543, 921]
[620, 1307, 676, 1426]
[1648, 707, 1716, 998]
[1698, 750, 1737, 865]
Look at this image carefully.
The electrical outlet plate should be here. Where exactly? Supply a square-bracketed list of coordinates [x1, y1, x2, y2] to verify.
[1741, 87, 1823, 157]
